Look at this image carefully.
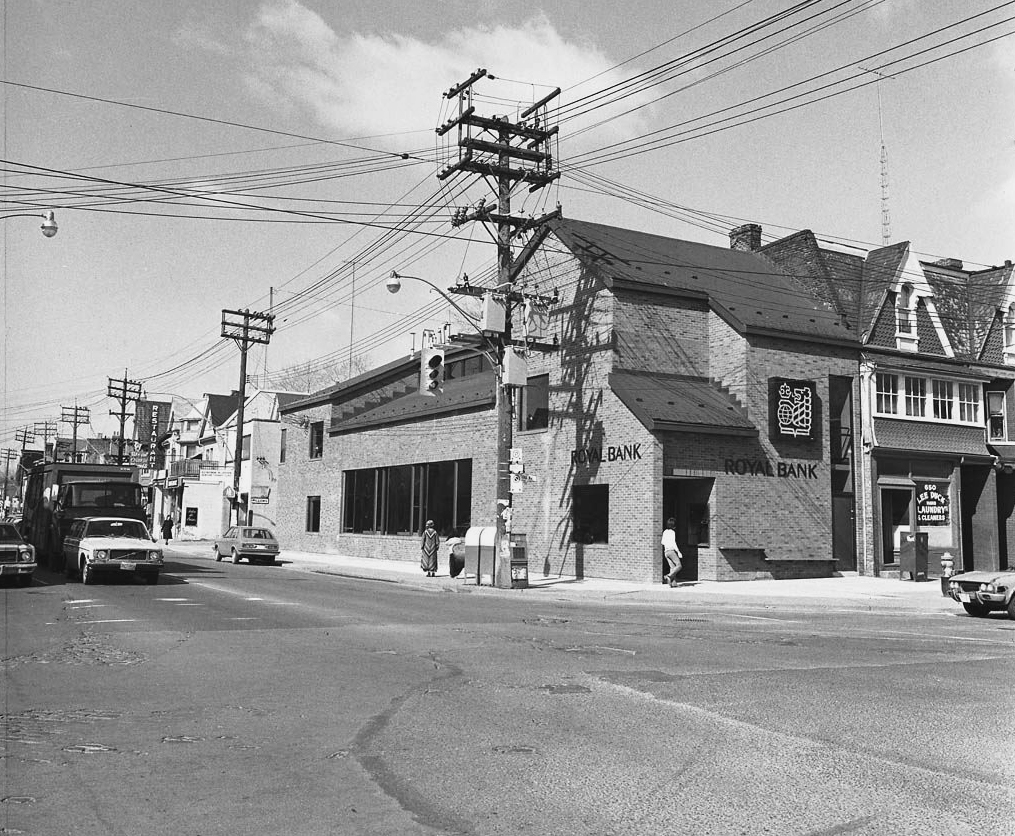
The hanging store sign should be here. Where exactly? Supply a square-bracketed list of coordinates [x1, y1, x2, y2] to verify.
[915, 482, 950, 526]
[770, 378, 817, 441]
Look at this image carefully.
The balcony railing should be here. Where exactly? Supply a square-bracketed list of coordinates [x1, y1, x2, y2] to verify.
[169, 459, 221, 479]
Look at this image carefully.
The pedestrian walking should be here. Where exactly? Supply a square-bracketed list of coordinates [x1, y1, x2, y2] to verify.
[661, 517, 682, 586]
[161, 516, 174, 545]
[420, 520, 439, 577]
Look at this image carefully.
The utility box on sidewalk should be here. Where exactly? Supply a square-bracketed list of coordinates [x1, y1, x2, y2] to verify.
[900, 532, 929, 581]
[509, 533, 529, 589]
[464, 526, 496, 585]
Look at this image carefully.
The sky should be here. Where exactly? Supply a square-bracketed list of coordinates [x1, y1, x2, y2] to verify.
[2, 0, 1014, 449]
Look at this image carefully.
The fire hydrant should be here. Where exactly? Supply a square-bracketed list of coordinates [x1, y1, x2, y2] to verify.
[940, 551, 955, 596]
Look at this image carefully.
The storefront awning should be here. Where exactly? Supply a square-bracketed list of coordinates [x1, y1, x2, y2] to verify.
[874, 420, 991, 458]
[610, 370, 757, 436]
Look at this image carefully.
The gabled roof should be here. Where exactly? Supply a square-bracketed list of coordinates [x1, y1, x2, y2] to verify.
[858, 241, 909, 337]
[610, 370, 756, 435]
[550, 218, 852, 343]
[205, 391, 239, 427]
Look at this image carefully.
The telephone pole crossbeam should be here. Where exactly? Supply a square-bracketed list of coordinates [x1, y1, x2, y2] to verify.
[107, 373, 142, 465]
[436, 69, 562, 589]
[60, 404, 90, 463]
[221, 308, 275, 526]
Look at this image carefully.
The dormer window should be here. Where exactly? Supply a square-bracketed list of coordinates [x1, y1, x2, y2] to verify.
[896, 284, 918, 351]
[1004, 305, 1015, 363]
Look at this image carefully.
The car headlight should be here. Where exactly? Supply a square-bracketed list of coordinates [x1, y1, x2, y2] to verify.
[18, 545, 34, 563]
[148, 551, 161, 561]
[94, 550, 108, 561]
[979, 583, 997, 593]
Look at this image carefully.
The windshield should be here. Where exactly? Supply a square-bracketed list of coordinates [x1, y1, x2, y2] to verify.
[85, 520, 150, 540]
[0, 524, 21, 543]
[69, 483, 142, 509]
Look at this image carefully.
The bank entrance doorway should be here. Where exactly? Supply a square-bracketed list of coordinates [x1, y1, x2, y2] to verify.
[662, 477, 712, 582]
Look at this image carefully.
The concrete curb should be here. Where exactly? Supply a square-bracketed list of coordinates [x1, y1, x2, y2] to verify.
[168, 540, 957, 611]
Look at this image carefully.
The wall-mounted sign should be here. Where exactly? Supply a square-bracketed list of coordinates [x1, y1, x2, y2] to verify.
[185, 507, 198, 527]
[571, 443, 642, 465]
[770, 378, 818, 441]
[723, 458, 818, 479]
[916, 482, 949, 526]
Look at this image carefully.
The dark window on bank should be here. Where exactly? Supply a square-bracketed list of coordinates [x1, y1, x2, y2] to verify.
[342, 458, 472, 537]
[572, 484, 609, 544]
[518, 374, 549, 431]
[306, 496, 321, 532]
[309, 421, 324, 459]
[241, 433, 251, 461]
[280, 428, 287, 463]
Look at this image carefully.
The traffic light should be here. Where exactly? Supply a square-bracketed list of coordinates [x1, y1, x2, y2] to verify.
[421, 345, 445, 395]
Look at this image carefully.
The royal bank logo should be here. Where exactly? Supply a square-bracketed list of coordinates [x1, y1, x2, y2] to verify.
[770, 378, 818, 441]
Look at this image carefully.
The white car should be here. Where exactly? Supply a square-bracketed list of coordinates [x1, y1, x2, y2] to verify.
[63, 517, 163, 585]
[947, 569, 1015, 619]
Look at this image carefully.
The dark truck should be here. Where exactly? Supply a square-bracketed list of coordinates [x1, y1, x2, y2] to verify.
[21, 462, 145, 569]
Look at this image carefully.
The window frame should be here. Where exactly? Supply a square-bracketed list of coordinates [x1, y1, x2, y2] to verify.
[571, 483, 609, 544]
[518, 373, 550, 432]
[308, 421, 324, 460]
[305, 495, 321, 533]
[874, 372, 982, 427]
[987, 390, 1006, 442]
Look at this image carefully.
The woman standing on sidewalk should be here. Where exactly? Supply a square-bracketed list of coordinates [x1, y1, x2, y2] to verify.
[420, 520, 439, 577]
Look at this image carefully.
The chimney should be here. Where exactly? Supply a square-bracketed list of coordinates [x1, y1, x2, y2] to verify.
[730, 223, 762, 252]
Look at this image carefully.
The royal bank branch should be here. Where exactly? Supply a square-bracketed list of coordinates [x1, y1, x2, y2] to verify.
[277, 218, 1015, 583]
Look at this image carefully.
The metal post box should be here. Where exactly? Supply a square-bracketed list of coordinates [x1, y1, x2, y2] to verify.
[509, 533, 529, 589]
[900, 532, 929, 581]
[464, 526, 496, 585]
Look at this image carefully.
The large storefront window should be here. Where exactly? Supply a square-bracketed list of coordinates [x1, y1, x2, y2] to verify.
[572, 484, 609, 544]
[343, 459, 472, 536]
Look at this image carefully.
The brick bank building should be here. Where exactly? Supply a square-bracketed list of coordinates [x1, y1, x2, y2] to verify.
[277, 217, 1015, 582]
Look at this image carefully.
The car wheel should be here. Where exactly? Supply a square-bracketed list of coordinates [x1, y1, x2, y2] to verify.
[962, 601, 991, 617]
[1007, 596, 1015, 621]
[231, 548, 240, 564]
[145, 573, 159, 585]
[17, 574, 31, 587]
[82, 561, 94, 585]
[213, 545, 221, 562]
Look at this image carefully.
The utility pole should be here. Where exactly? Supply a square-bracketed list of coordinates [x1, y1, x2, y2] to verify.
[14, 426, 34, 500]
[34, 421, 57, 465]
[221, 308, 274, 526]
[60, 403, 90, 463]
[1, 448, 17, 510]
[437, 69, 560, 588]
[107, 372, 142, 465]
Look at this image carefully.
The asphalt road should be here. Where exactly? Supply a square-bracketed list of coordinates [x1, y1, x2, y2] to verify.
[2, 550, 1013, 835]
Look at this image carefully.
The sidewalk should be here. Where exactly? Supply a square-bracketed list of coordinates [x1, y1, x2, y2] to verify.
[170, 539, 956, 610]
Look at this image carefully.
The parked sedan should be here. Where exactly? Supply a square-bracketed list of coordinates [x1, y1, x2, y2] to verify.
[0, 521, 36, 586]
[946, 569, 1015, 618]
[213, 527, 279, 564]
[63, 517, 163, 585]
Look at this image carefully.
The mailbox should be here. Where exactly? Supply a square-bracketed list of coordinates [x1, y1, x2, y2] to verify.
[464, 526, 496, 585]
[509, 533, 529, 589]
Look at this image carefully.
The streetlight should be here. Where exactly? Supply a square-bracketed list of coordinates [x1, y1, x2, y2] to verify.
[387, 270, 515, 586]
[0, 210, 58, 238]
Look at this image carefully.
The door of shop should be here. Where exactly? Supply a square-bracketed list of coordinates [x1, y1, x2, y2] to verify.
[880, 487, 912, 568]
[662, 477, 712, 582]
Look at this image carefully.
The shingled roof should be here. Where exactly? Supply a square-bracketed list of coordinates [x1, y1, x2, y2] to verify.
[550, 218, 853, 344]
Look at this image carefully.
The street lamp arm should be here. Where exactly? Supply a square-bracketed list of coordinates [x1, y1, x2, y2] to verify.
[0, 210, 58, 238]
[388, 271, 499, 365]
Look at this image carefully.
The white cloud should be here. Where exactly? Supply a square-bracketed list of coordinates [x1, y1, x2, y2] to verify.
[236, 1, 649, 142]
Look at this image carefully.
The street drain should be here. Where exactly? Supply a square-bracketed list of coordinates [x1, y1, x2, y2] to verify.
[162, 735, 203, 744]
[0, 797, 35, 805]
